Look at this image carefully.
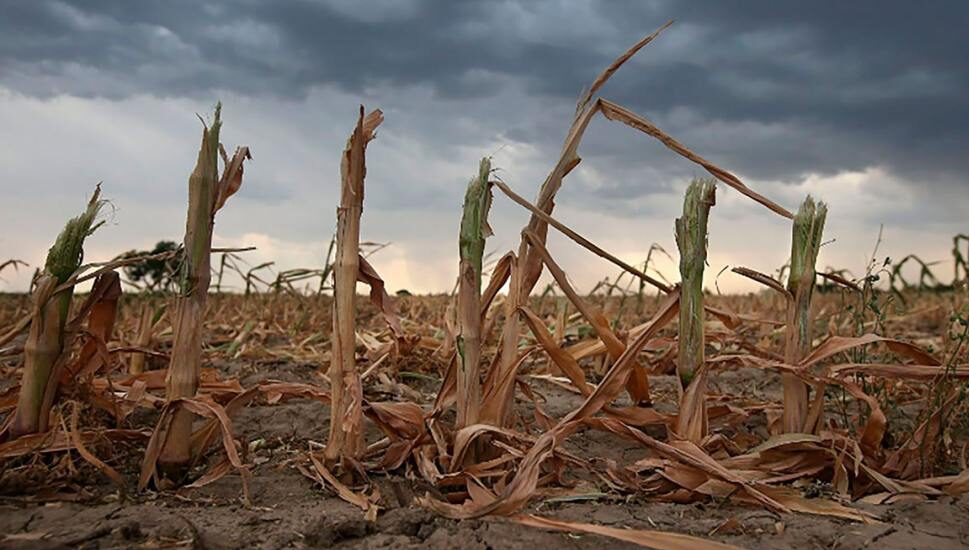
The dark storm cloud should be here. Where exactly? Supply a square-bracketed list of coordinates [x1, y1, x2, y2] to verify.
[0, 0, 596, 98]
[1, 0, 967, 188]
[598, 1, 969, 183]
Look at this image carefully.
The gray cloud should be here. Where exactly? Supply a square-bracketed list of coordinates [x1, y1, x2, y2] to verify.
[0, 1, 966, 293]
[3, 0, 967, 186]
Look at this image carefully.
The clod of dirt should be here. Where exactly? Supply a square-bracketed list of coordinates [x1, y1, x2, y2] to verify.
[116, 520, 142, 540]
[303, 513, 375, 548]
[377, 508, 437, 538]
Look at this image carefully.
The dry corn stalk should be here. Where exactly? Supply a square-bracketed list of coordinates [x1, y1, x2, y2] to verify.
[158, 103, 250, 475]
[129, 302, 163, 374]
[783, 196, 827, 433]
[66, 270, 121, 380]
[522, 230, 652, 403]
[488, 23, 673, 426]
[674, 178, 715, 443]
[10, 186, 106, 436]
[325, 106, 384, 465]
[456, 158, 492, 429]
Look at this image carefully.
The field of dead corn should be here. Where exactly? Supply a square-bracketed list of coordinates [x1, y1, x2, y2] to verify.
[3, 21, 969, 550]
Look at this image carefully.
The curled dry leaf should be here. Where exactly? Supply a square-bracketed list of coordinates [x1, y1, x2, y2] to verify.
[357, 255, 404, 341]
[214, 145, 251, 214]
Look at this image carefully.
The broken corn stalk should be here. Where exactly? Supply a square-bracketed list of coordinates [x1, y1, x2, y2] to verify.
[158, 103, 250, 476]
[10, 187, 106, 436]
[325, 106, 383, 465]
[456, 158, 492, 430]
[674, 178, 715, 443]
[783, 196, 827, 433]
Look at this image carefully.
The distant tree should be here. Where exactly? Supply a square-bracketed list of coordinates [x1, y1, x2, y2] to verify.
[121, 240, 180, 291]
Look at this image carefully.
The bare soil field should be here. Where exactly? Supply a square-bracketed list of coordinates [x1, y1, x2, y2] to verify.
[2, 290, 968, 550]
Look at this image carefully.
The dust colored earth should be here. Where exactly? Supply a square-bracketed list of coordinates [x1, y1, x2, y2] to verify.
[3, 341, 969, 549]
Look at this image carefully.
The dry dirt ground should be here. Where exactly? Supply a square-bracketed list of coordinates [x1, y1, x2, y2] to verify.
[2, 354, 968, 550]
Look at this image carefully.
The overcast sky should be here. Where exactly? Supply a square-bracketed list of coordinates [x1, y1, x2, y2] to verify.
[1, 1, 967, 294]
